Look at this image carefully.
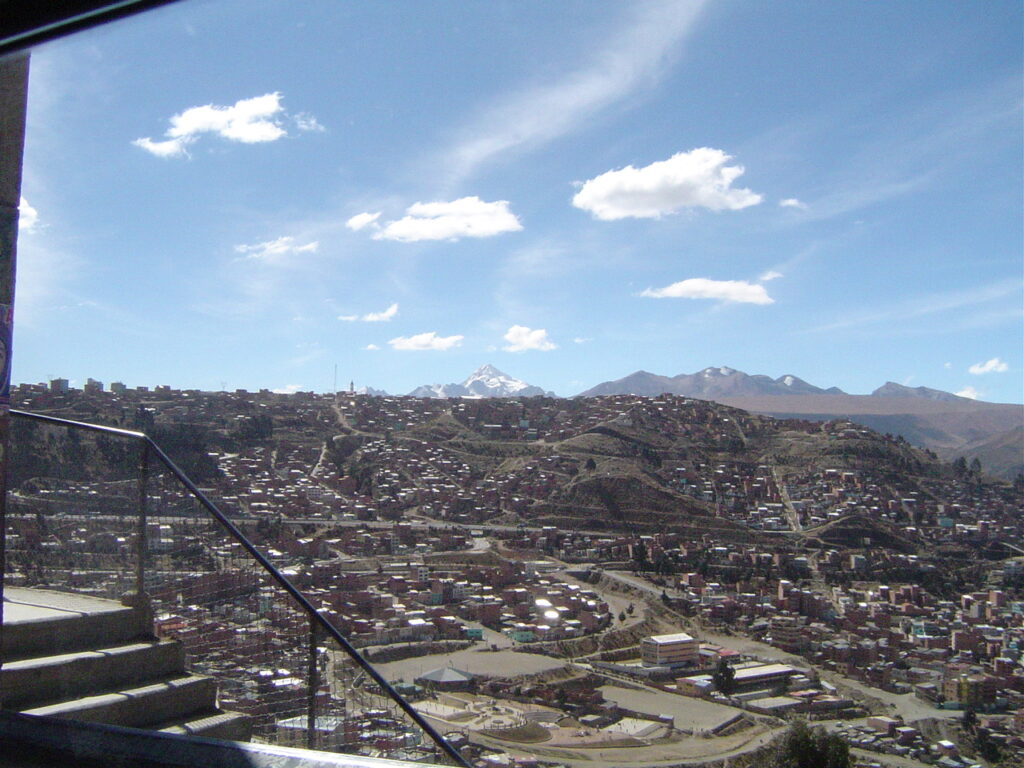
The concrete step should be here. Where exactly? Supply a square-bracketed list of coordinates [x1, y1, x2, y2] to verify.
[1, 639, 185, 710]
[155, 710, 254, 742]
[21, 675, 219, 729]
[1, 711, 410, 768]
[2, 587, 150, 661]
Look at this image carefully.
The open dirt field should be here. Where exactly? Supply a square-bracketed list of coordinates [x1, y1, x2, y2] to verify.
[598, 684, 741, 732]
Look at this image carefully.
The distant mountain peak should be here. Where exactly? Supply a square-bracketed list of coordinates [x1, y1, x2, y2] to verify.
[410, 365, 554, 399]
[871, 381, 969, 402]
[462, 364, 528, 392]
[469, 363, 504, 378]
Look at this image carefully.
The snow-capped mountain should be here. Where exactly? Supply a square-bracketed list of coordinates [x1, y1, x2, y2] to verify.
[409, 364, 554, 398]
[580, 366, 844, 398]
[463, 364, 545, 397]
[408, 383, 457, 398]
[353, 385, 389, 397]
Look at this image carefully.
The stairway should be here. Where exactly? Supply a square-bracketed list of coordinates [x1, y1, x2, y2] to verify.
[1, 587, 251, 741]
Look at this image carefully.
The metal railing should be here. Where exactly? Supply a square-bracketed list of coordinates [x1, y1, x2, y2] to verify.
[2, 409, 468, 766]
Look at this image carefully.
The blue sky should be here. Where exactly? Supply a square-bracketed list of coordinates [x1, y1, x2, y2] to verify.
[13, 0, 1023, 401]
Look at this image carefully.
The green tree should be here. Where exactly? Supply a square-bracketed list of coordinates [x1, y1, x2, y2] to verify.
[974, 730, 1001, 763]
[769, 722, 851, 768]
[713, 657, 735, 695]
[961, 706, 978, 733]
[632, 541, 649, 572]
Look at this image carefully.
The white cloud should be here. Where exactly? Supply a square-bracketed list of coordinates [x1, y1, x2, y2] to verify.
[363, 303, 398, 322]
[968, 357, 1009, 375]
[234, 236, 319, 261]
[18, 197, 38, 232]
[364, 344, 380, 351]
[342, 303, 398, 323]
[759, 270, 783, 282]
[373, 197, 522, 242]
[573, 337, 591, 344]
[169, 93, 284, 142]
[272, 384, 303, 394]
[346, 211, 381, 231]
[779, 198, 808, 209]
[503, 325, 557, 352]
[134, 93, 314, 157]
[955, 386, 980, 400]
[294, 112, 325, 132]
[944, 362, 952, 369]
[641, 278, 774, 304]
[133, 136, 190, 158]
[443, 1, 706, 182]
[388, 331, 464, 351]
[572, 148, 763, 220]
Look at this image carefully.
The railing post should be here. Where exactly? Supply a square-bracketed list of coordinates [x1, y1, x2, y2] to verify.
[306, 616, 319, 750]
[135, 441, 149, 598]
[122, 440, 152, 629]
[0, 52, 31, 713]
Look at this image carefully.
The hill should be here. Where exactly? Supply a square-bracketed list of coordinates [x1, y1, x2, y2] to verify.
[336, 393, 966, 542]
[717, 394, 1023, 479]
[12, 387, 1019, 557]
[578, 368, 1022, 479]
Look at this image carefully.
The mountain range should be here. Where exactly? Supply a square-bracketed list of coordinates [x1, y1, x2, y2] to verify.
[353, 364, 1021, 478]
[577, 366, 987, 402]
[371, 364, 996, 405]
[577, 367, 1020, 479]
[579, 366, 848, 398]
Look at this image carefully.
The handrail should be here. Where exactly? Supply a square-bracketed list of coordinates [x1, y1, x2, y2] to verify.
[12, 410, 146, 439]
[0, 1, 186, 60]
[8, 409, 469, 767]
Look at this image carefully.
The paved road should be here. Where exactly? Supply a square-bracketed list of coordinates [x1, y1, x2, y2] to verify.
[457, 717, 784, 768]
[772, 465, 803, 532]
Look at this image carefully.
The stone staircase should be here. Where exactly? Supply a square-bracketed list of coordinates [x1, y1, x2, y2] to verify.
[1, 587, 251, 741]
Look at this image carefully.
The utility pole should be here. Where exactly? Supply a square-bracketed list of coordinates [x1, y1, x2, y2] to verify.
[0, 52, 31, 704]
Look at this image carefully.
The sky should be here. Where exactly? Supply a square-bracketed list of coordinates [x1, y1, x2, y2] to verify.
[12, 0, 1024, 401]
